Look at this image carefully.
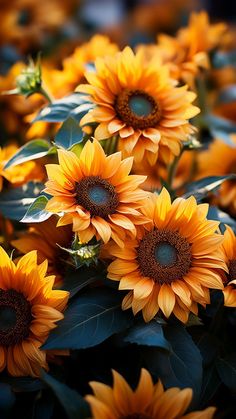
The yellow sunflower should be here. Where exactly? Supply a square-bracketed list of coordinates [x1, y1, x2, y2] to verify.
[77, 47, 199, 165]
[152, 11, 227, 87]
[50, 35, 119, 98]
[86, 368, 216, 419]
[220, 226, 236, 307]
[44, 139, 148, 247]
[12, 216, 73, 285]
[107, 188, 226, 323]
[197, 135, 236, 216]
[0, 246, 69, 377]
[0, 143, 44, 191]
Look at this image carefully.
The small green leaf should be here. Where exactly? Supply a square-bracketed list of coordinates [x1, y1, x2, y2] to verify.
[34, 93, 90, 122]
[183, 175, 236, 202]
[42, 289, 133, 350]
[41, 371, 90, 419]
[0, 182, 44, 221]
[21, 195, 51, 223]
[55, 117, 84, 149]
[4, 139, 51, 169]
[124, 320, 170, 351]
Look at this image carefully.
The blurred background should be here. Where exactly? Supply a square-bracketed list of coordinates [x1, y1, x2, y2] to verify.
[0, 0, 235, 75]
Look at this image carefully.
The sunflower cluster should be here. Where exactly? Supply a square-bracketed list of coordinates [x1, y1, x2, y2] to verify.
[0, 3, 236, 419]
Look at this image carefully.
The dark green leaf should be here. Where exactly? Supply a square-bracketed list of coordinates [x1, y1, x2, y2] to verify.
[199, 366, 221, 408]
[207, 206, 236, 232]
[204, 114, 236, 146]
[216, 354, 236, 391]
[62, 267, 102, 298]
[144, 325, 202, 404]
[0, 383, 15, 412]
[41, 371, 90, 419]
[1, 377, 43, 392]
[124, 320, 170, 351]
[21, 195, 52, 223]
[212, 51, 236, 69]
[42, 289, 133, 350]
[183, 175, 236, 202]
[55, 117, 84, 149]
[34, 93, 90, 123]
[0, 182, 44, 221]
[3, 139, 52, 169]
[218, 85, 236, 104]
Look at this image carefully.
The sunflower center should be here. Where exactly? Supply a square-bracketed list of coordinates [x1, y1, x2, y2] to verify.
[155, 242, 177, 266]
[137, 229, 192, 284]
[0, 289, 32, 346]
[75, 176, 119, 218]
[17, 9, 31, 26]
[228, 259, 236, 284]
[115, 89, 161, 129]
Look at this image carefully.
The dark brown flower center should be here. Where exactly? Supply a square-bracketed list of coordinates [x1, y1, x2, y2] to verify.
[115, 89, 162, 129]
[227, 259, 236, 287]
[75, 176, 119, 219]
[17, 9, 32, 26]
[121, 414, 151, 419]
[137, 229, 192, 284]
[0, 289, 32, 346]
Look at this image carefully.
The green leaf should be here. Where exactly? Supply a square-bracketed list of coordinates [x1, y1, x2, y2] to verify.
[143, 325, 202, 404]
[34, 93, 92, 123]
[21, 195, 52, 223]
[0, 383, 15, 413]
[183, 175, 236, 202]
[3, 139, 52, 169]
[216, 354, 236, 391]
[199, 366, 221, 408]
[1, 377, 44, 392]
[204, 114, 236, 146]
[124, 320, 170, 351]
[42, 289, 133, 350]
[0, 182, 44, 221]
[62, 267, 102, 298]
[212, 51, 236, 69]
[41, 371, 90, 419]
[55, 117, 84, 149]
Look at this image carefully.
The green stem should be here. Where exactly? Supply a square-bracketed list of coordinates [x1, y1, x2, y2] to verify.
[39, 85, 54, 104]
[167, 147, 184, 190]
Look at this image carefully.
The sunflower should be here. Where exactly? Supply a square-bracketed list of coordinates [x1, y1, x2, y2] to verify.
[0, 0, 75, 52]
[77, 46, 199, 165]
[219, 226, 236, 307]
[0, 246, 69, 376]
[86, 368, 216, 419]
[107, 188, 226, 322]
[133, 149, 195, 192]
[197, 135, 236, 216]
[0, 143, 44, 191]
[44, 139, 148, 247]
[12, 216, 73, 285]
[50, 35, 119, 98]
[152, 11, 227, 87]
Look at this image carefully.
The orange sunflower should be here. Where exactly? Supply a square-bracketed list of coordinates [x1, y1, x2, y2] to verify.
[44, 139, 148, 247]
[50, 35, 119, 98]
[197, 135, 236, 216]
[107, 188, 226, 323]
[12, 216, 73, 285]
[86, 368, 216, 419]
[153, 11, 227, 87]
[77, 46, 199, 165]
[220, 226, 236, 307]
[0, 143, 44, 191]
[0, 246, 69, 377]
